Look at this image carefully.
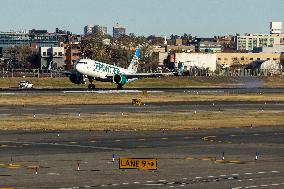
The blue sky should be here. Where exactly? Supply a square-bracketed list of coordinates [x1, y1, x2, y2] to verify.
[0, 0, 283, 37]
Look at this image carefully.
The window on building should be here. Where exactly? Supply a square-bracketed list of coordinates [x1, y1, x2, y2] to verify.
[43, 52, 46, 56]
[267, 58, 270, 60]
[54, 52, 57, 56]
[218, 58, 221, 60]
[58, 52, 63, 56]
[250, 58, 254, 60]
[257, 58, 260, 60]
[241, 57, 245, 60]
[273, 58, 277, 60]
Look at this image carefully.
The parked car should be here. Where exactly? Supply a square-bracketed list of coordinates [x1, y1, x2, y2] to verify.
[19, 81, 33, 89]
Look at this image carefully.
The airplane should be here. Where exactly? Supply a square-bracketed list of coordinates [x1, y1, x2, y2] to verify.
[57, 48, 175, 90]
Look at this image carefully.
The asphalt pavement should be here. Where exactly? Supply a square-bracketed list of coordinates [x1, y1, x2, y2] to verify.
[0, 126, 283, 189]
[1, 87, 284, 94]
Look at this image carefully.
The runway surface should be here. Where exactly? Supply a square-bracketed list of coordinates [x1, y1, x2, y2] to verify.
[1, 87, 284, 94]
[1, 101, 284, 117]
[0, 126, 283, 189]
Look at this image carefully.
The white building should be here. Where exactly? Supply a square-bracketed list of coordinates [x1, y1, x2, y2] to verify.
[270, 22, 282, 34]
[175, 53, 217, 71]
[236, 34, 284, 51]
[40, 47, 65, 68]
[236, 22, 284, 51]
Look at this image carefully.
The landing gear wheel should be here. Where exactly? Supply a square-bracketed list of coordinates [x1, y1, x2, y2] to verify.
[88, 84, 96, 90]
[117, 84, 123, 90]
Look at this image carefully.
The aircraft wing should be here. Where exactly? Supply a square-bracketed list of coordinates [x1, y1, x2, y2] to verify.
[50, 70, 75, 76]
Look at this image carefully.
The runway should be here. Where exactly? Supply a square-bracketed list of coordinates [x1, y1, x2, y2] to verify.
[0, 126, 283, 188]
[1, 87, 284, 94]
[1, 101, 284, 117]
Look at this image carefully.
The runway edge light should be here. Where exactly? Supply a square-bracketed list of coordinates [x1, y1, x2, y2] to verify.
[222, 152, 225, 160]
[255, 151, 258, 160]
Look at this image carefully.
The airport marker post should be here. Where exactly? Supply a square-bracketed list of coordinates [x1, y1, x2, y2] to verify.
[255, 151, 258, 160]
[222, 152, 225, 160]
[112, 154, 115, 162]
[35, 167, 38, 175]
[77, 162, 80, 171]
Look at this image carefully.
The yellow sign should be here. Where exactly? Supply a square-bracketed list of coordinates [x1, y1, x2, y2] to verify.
[132, 99, 142, 106]
[119, 158, 157, 170]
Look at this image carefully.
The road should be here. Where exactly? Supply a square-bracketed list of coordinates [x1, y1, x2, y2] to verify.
[0, 126, 283, 189]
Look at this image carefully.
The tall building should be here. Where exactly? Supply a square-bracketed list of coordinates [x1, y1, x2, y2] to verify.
[236, 22, 284, 51]
[113, 23, 126, 39]
[84, 25, 94, 35]
[94, 25, 107, 35]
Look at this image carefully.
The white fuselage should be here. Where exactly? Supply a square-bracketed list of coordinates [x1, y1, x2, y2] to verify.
[75, 59, 133, 79]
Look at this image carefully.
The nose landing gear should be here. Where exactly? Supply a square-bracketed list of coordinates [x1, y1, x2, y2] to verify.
[88, 78, 96, 90]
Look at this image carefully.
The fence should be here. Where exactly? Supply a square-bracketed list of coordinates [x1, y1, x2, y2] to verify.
[0, 68, 283, 78]
[0, 68, 65, 78]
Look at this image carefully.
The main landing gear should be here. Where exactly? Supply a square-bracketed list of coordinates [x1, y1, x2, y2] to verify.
[88, 78, 96, 90]
[117, 84, 123, 90]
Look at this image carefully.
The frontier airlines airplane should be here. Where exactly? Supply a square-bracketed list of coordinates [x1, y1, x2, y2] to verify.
[63, 48, 174, 89]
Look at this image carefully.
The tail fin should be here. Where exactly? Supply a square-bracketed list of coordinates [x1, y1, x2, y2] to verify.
[127, 48, 140, 73]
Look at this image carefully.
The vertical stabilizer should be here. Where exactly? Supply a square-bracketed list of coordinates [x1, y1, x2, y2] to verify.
[127, 48, 140, 73]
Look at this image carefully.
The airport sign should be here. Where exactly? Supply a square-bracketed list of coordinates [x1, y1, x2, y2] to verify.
[119, 158, 157, 170]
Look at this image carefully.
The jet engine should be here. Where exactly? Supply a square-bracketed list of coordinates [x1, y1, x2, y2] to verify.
[69, 72, 85, 84]
[113, 74, 127, 85]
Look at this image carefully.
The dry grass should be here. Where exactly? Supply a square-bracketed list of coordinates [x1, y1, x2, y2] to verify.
[0, 111, 283, 130]
[1, 93, 284, 105]
[1, 76, 284, 88]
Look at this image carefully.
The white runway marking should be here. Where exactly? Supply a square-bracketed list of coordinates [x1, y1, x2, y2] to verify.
[0, 93, 15, 95]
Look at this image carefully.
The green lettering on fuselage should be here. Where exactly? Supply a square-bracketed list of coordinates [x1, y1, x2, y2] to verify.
[94, 62, 120, 75]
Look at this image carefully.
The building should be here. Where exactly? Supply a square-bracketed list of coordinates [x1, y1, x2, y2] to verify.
[167, 45, 195, 53]
[113, 23, 126, 39]
[0, 30, 60, 49]
[236, 34, 284, 51]
[216, 52, 282, 67]
[270, 22, 282, 34]
[60, 42, 82, 70]
[94, 25, 107, 35]
[175, 53, 217, 71]
[198, 41, 223, 53]
[84, 25, 94, 35]
[152, 46, 166, 53]
[40, 47, 65, 69]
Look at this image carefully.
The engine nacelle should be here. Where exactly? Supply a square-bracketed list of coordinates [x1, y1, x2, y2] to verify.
[113, 74, 127, 85]
[69, 72, 85, 84]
